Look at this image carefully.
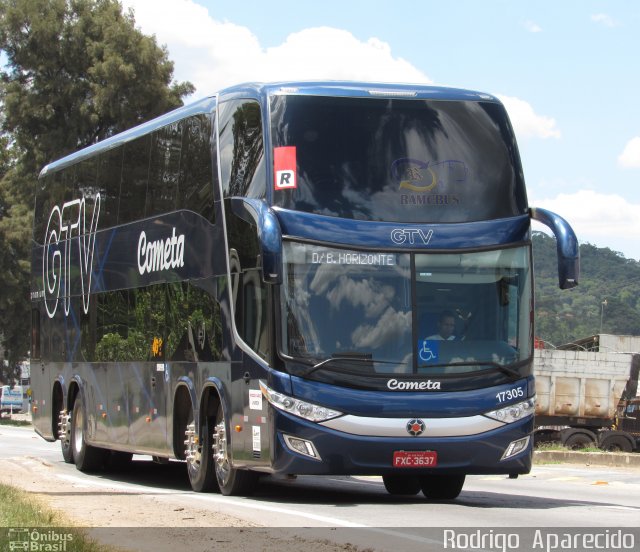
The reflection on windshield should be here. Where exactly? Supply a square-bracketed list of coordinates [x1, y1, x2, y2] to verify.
[281, 243, 412, 373]
[270, 95, 527, 223]
[280, 243, 532, 377]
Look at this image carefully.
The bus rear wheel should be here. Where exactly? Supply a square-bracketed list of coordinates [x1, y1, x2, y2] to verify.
[70, 395, 106, 472]
[59, 409, 74, 464]
[185, 415, 219, 492]
[419, 474, 465, 500]
[213, 405, 258, 496]
[382, 475, 421, 495]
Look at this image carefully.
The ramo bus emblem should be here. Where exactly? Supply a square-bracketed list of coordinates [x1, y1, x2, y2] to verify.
[406, 419, 425, 436]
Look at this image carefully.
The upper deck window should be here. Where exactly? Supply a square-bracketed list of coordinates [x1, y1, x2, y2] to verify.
[270, 95, 527, 223]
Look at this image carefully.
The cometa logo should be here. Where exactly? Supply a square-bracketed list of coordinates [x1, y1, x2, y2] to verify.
[137, 227, 185, 275]
[387, 378, 441, 391]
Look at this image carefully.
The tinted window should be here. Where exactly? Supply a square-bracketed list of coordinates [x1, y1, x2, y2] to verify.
[147, 121, 183, 216]
[76, 158, 98, 204]
[119, 135, 151, 224]
[218, 100, 265, 199]
[95, 147, 123, 229]
[271, 95, 527, 223]
[179, 114, 216, 221]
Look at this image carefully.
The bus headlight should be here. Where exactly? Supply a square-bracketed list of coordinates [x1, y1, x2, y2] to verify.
[259, 381, 343, 422]
[484, 397, 535, 424]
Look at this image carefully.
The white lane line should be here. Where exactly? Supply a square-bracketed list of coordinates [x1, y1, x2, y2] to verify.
[56, 473, 367, 527]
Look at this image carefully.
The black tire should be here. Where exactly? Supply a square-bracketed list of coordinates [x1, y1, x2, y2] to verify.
[60, 410, 74, 464]
[600, 434, 633, 453]
[186, 414, 219, 493]
[382, 475, 421, 495]
[70, 395, 106, 472]
[213, 404, 259, 496]
[104, 451, 133, 471]
[420, 474, 466, 500]
[563, 432, 596, 450]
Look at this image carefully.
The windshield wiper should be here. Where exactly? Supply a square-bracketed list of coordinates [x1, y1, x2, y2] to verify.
[303, 352, 399, 377]
[418, 360, 521, 380]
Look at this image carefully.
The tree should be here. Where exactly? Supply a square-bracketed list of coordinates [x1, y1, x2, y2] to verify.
[0, 0, 194, 372]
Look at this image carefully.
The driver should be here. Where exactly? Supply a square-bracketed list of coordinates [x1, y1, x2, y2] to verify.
[426, 311, 457, 341]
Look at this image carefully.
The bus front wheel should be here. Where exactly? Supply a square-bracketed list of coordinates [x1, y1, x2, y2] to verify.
[382, 475, 421, 495]
[213, 405, 258, 496]
[419, 474, 465, 500]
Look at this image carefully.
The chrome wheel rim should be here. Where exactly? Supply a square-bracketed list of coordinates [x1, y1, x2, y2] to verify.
[213, 420, 230, 485]
[73, 407, 83, 453]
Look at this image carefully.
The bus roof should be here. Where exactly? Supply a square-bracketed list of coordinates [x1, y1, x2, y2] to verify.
[40, 81, 500, 177]
[219, 81, 499, 102]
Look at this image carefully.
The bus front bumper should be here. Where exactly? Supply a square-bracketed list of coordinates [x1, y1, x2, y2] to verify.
[269, 409, 533, 476]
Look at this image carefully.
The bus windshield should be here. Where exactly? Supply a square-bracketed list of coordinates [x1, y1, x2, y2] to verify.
[280, 242, 532, 377]
[270, 95, 527, 223]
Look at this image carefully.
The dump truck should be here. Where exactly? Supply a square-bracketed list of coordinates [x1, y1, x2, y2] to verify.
[534, 347, 640, 452]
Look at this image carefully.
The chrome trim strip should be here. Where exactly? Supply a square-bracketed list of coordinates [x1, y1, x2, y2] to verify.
[319, 414, 505, 437]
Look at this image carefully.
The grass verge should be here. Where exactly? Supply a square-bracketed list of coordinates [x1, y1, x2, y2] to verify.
[0, 483, 117, 551]
[0, 417, 32, 427]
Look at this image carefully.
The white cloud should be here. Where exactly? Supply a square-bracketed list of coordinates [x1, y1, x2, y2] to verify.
[591, 13, 619, 28]
[524, 20, 543, 33]
[498, 95, 561, 140]
[121, 0, 431, 96]
[618, 137, 640, 168]
[532, 190, 640, 259]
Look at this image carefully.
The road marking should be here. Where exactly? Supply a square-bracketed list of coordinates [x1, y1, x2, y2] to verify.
[56, 473, 367, 527]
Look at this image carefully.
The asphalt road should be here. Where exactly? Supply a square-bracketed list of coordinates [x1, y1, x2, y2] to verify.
[2, 424, 640, 551]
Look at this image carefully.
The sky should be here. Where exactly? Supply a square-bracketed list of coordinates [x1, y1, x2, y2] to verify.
[120, 0, 640, 260]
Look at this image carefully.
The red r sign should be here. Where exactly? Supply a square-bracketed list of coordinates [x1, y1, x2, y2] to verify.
[274, 146, 297, 190]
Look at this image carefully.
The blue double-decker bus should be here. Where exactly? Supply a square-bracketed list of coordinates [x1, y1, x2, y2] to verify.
[30, 82, 579, 499]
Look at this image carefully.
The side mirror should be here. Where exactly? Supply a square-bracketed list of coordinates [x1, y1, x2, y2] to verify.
[231, 198, 283, 284]
[530, 207, 580, 289]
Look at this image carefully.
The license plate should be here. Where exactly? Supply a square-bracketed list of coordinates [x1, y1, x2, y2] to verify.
[393, 450, 438, 468]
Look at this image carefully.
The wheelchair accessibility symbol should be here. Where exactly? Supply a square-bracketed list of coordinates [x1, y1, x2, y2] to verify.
[418, 339, 439, 363]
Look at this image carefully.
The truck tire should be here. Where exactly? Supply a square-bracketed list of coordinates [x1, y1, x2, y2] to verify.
[600, 434, 633, 453]
[212, 404, 258, 496]
[562, 431, 596, 450]
[382, 475, 421, 495]
[71, 394, 106, 472]
[419, 474, 465, 500]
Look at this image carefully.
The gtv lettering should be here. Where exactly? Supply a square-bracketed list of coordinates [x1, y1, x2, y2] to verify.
[390, 228, 433, 245]
[43, 194, 101, 318]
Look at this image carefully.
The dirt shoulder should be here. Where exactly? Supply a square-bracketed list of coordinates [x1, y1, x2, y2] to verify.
[0, 455, 362, 552]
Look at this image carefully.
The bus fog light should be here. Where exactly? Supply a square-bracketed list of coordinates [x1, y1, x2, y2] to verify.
[283, 434, 321, 460]
[501, 436, 530, 460]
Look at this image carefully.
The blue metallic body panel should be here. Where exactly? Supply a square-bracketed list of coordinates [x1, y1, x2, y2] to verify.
[269, 408, 533, 475]
[290, 375, 534, 417]
[274, 208, 531, 251]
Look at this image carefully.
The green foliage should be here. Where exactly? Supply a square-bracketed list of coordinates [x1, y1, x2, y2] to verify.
[0, 0, 194, 371]
[95, 331, 147, 362]
[533, 232, 640, 346]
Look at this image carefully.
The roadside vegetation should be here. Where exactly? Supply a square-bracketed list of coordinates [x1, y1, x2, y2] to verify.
[0, 416, 32, 427]
[535, 442, 603, 453]
[0, 483, 117, 551]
